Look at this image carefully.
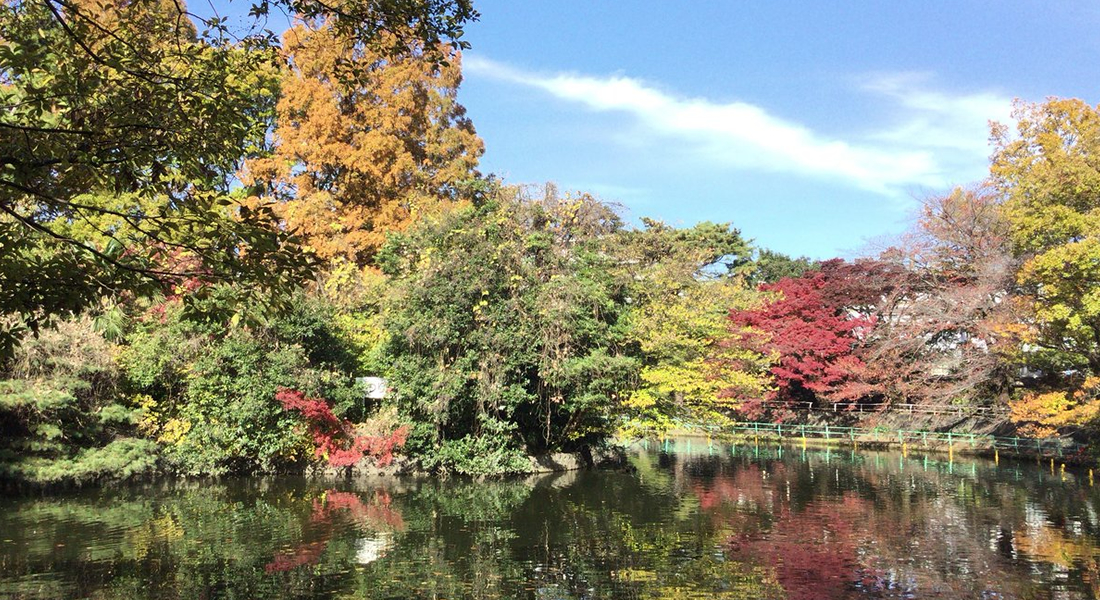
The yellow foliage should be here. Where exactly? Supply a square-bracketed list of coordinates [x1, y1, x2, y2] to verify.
[157, 418, 192, 445]
[134, 394, 159, 436]
[245, 23, 483, 267]
[613, 569, 657, 583]
[1015, 523, 1100, 569]
[623, 279, 772, 434]
[992, 98, 1100, 372]
[1009, 377, 1100, 438]
[126, 514, 185, 562]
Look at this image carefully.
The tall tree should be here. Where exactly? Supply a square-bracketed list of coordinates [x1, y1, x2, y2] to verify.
[245, 21, 484, 266]
[852, 187, 1018, 406]
[614, 219, 770, 432]
[0, 0, 477, 357]
[991, 98, 1100, 375]
[377, 186, 636, 474]
[728, 260, 904, 419]
[749, 249, 816, 285]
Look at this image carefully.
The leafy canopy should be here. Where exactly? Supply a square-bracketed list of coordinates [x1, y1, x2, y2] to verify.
[245, 20, 483, 266]
[992, 98, 1100, 374]
[378, 186, 637, 473]
[0, 0, 478, 358]
[615, 219, 769, 433]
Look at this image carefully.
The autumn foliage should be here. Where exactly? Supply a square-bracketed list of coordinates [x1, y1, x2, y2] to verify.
[10, 0, 1100, 486]
[276, 388, 407, 467]
[724, 184, 1029, 423]
[728, 260, 905, 417]
[246, 22, 484, 266]
[1009, 377, 1100, 438]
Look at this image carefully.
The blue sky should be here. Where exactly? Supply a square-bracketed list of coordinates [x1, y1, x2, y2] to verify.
[455, 1, 1100, 258]
[201, 1, 1100, 258]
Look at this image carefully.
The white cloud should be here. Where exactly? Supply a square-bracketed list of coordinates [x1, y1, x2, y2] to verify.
[858, 72, 1012, 154]
[464, 56, 1012, 194]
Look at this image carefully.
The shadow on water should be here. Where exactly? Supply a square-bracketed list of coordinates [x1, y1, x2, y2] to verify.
[3, 441, 1100, 599]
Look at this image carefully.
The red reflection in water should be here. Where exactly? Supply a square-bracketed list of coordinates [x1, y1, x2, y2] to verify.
[265, 489, 403, 573]
[265, 540, 328, 573]
[692, 466, 885, 600]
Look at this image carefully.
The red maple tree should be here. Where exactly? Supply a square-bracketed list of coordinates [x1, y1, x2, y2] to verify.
[728, 260, 905, 419]
[276, 388, 407, 467]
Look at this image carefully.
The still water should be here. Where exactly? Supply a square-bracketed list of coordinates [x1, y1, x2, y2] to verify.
[2, 440, 1100, 599]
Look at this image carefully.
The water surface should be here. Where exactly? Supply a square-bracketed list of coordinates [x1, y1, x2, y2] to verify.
[2, 440, 1099, 599]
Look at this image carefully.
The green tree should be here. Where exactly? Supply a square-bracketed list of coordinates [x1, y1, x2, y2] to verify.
[749, 249, 816, 285]
[991, 98, 1100, 374]
[377, 186, 637, 474]
[0, 0, 477, 358]
[118, 297, 364, 476]
[0, 0, 296, 349]
[613, 219, 771, 433]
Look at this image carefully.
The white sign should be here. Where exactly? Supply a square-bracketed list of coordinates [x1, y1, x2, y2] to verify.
[356, 376, 389, 400]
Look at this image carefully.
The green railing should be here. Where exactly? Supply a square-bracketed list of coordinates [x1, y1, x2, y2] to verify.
[638, 438, 1093, 484]
[701, 422, 1088, 458]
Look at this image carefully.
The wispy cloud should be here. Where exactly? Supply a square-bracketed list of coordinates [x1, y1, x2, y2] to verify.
[858, 72, 1011, 154]
[465, 56, 1012, 194]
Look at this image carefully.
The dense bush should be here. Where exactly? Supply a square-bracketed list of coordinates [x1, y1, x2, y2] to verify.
[0, 316, 156, 485]
[121, 300, 364, 476]
[377, 188, 638, 473]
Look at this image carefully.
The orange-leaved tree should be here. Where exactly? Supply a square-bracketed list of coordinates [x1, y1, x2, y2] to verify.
[246, 20, 484, 266]
[1009, 377, 1100, 439]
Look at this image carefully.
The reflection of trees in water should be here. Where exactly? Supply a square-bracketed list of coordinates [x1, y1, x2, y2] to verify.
[346, 478, 535, 599]
[0, 481, 424, 599]
[687, 462, 869, 600]
[672, 447, 1100, 599]
[265, 490, 403, 573]
[4, 452, 1100, 599]
[0, 471, 785, 599]
[0, 482, 400, 599]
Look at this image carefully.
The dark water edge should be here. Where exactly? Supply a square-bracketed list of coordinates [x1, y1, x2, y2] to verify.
[0, 447, 626, 496]
[2, 441, 1100, 599]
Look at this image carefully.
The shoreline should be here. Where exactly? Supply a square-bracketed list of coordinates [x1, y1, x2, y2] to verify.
[4, 421, 1093, 493]
[0, 445, 633, 494]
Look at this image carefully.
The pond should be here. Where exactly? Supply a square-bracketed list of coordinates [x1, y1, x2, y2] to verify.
[2, 439, 1099, 599]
